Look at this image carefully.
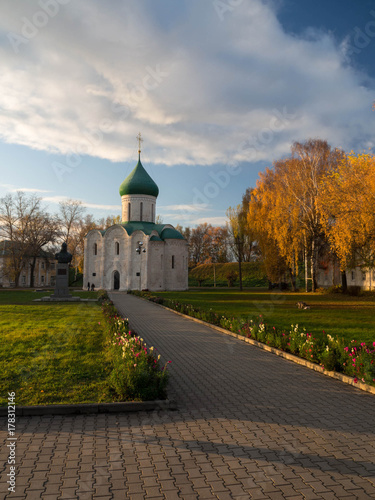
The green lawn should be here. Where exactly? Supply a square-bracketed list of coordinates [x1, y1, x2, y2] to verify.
[0, 289, 97, 304]
[0, 290, 112, 406]
[156, 288, 375, 344]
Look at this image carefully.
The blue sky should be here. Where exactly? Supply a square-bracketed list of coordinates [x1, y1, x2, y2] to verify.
[0, 0, 374, 226]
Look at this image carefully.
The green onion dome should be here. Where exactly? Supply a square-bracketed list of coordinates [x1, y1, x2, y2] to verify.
[119, 156, 159, 198]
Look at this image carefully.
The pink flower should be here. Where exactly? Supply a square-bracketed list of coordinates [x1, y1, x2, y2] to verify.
[134, 364, 137, 367]
[354, 377, 358, 383]
[344, 347, 349, 352]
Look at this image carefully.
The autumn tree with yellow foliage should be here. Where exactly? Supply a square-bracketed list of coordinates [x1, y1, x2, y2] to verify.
[318, 152, 375, 289]
[246, 139, 344, 291]
[246, 169, 292, 287]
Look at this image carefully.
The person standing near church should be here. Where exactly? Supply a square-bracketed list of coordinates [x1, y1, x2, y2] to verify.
[87, 282, 90, 291]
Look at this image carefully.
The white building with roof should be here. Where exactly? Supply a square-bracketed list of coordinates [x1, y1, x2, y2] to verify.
[83, 150, 188, 291]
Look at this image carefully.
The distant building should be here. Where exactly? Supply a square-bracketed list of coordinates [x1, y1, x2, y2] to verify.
[83, 149, 188, 291]
[316, 257, 375, 291]
[0, 241, 56, 288]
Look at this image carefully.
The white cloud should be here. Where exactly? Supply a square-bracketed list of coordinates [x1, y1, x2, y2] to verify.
[192, 216, 227, 226]
[158, 204, 209, 212]
[0, 0, 374, 167]
[0, 184, 50, 193]
[83, 202, 120, 211]
[41, 195, 119, 211]
[42, 195, 70, 204]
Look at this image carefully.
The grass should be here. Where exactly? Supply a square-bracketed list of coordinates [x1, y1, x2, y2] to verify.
[155, 288, 375, 344]
[0, 289, 97, 304]
[0, 290, 112, 406]
[188, 262, 268, 287]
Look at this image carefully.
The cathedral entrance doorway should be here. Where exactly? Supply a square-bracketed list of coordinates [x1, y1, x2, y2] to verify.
[113, 271, 120, 290]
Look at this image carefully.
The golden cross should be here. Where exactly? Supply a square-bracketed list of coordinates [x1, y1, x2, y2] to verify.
[136, 132, 143, 154]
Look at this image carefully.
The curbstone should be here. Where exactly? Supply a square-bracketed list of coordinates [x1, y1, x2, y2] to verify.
[0, 399, 177, 417]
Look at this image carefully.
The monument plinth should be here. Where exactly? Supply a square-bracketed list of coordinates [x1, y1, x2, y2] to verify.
[52, 263, 71, 298]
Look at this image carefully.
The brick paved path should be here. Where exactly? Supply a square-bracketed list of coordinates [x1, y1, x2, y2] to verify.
[1, 293, 375, 499]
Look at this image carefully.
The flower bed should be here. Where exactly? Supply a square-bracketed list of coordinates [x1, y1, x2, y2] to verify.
[101, 296, 170, 401]
[129, 290, 375, 386]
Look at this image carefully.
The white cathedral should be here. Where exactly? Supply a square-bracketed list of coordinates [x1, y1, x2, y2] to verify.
[83, 144, 188, 291]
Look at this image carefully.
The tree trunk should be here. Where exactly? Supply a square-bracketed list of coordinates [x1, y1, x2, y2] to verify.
[14, 272, 20, 288]
[30, 257, 37, 288]
[304, 247, 308, 292]
[213, 263, 216, 288]
[332, 254, 336, 286]
[310, 238, 317, 292]
[289, 267, 297, 291]
[341, 270, 347, 292]
[11, 254, 21, 288]
[238, 258, 243, 291]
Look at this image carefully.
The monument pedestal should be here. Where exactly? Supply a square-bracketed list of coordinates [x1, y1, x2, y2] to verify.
[50, 263, 72, 298]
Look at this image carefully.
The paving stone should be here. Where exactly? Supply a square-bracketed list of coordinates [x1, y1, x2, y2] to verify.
[19, 492, 44, 500]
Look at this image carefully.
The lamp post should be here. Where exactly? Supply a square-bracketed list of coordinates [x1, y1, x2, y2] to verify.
[136, 241, 146, 290]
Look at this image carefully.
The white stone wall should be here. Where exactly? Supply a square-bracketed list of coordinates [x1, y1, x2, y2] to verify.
[102, 225, 128, 290]
[316, 264, 375, 290]
[121, 194, 156, 222]
[346, 267, 375, 290]
[148, 240, 165, 291]
[128, 230, 148, 290]
[84, 230, 105, 290]
[163, 240, 189, 291]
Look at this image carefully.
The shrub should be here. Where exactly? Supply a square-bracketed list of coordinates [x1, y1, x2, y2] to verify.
[326, 284, 343, 294]
[97, 289, 109, 301]
[108, 334, 169, 401]
[226, 271, 238, 287]
[101, 299, 169, 400]
[346, 286, 362, 296]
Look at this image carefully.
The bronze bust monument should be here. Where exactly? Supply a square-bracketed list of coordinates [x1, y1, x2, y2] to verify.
[55, 242, 73, 264]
